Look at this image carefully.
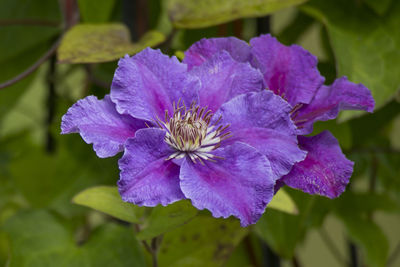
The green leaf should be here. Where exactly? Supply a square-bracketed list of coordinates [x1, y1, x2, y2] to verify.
[4, 210, 146, 267]
[58, 24, 165, 63]
[302, 0, 400, 117]
[337, 213, 389, 267]
[77, 0, 116, 23]
[136, 200, 198, 240]
[73, 186, 145, 223]
[158, 215, 248, 267]
[167, 0, 308, 29]
[268, 189, 298, 214]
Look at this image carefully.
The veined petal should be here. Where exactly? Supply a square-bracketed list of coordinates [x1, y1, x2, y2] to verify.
[180, 142, 274, 227]
[61, 95, 145, 158]
[224, 128, 306, 179]
[183, 37, 251, 70]
[214, 90, 305, 179]
[282, 131, 354, 198]
[293, 77, 375, 134]
[189, 50, 263, 112]
[118, 128, 184, 206]
[214, 90, 297, 134]
[110, 48, 199, 122]
[250, 34, 324, 106]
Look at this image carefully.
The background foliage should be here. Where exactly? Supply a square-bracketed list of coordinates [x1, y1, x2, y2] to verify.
[0, 0, 399, 266]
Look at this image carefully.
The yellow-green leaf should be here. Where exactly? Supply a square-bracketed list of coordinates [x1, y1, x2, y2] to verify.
[58, 24, 165, 63]
[167, 0, 308, 29]
[268, 189, 298, 214]
[72, 186, 145, 223]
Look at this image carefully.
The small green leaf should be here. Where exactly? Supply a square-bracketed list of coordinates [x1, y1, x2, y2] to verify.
[58, 24, 165, 63]
[268, 189, 298, 214]
[136, 200, 198, 240]
[167, 0, 307, 29]
[73, 186, 145, 223]
[159, 215, 248, 267]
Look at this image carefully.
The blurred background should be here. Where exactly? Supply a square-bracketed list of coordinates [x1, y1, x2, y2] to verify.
[0, 0, 399, 266]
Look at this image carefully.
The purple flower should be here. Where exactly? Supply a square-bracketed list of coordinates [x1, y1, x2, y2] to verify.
[61, 47, 306, 226]
[184, 34, 375, 198]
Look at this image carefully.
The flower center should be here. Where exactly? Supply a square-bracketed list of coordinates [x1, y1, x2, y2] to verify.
[156, 100, 231, 164]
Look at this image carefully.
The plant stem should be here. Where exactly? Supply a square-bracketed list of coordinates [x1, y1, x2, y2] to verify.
[45, 55, 57, 153]
[0, 38, 61, 90]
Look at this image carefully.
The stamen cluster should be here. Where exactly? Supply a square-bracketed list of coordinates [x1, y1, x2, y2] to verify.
[156, 100, 231, 164]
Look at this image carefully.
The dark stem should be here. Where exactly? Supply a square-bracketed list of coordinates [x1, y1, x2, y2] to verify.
[243, 235, 261, 267]
[261, 241, 280, 267]
[348, 240, 359, 267]
[319, 228, 348, 266]
[257, 16, 270, 35]
[140, 235, 163, 267]
[291, 255, 301, 267]
[0, 38, 61, 90]
[45, 55, 57, 153]
[60, 0, 79, 29]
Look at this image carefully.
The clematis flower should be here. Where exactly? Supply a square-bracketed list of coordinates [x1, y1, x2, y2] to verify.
[61, 47, 306, 226]
[184, 34, 375, 198]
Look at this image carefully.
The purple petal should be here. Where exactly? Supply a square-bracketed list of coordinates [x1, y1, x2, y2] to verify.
[61, 95, 145, 158]
[292, 77, 375, 134]
[180, 142, 274, 227]
[250, 34, 324, 106]
[214, 90, 297, 133]
[189, 51, 263, 112]
[110, 48, 199, 122]
[118, 128, 184, 206]
[281, 131, 354, 198]
[183, 37, 251, 70]
[214, 91, 305, 179]
[225, 128, 306, 179]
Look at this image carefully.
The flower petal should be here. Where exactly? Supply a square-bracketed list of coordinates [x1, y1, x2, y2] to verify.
[224, 128, 306, 179]
[118, 128, 184, 206]
[61, 95, 145, 158]
[250, 34, 324, 106]
[293, 77, 375, 134]
[214, 91, 305, 178]
[281, 131, 354, 198]
[214, 90, 297, 134]
[190, 51, 263, 112]
[111, 48, 199, 121]
[180, 142, 274, 227]
[183, 37, 251, 70]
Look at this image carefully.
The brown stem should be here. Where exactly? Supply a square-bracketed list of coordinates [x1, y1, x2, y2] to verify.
[243, 235, 260, 267]
[0, 37, 62, 90]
